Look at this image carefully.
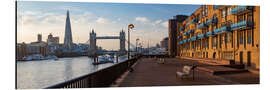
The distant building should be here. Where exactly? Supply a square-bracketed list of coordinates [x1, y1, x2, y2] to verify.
[27, 34, 49, 56]
[160, 37, 168, 51]
[47, 33, 59, 44]
[63, 10, 74, 51]
[38, 34, 42, 42]
[168, 15, 188, 57]
[16, 42, 28, 59]
[27, 42, 49, 56]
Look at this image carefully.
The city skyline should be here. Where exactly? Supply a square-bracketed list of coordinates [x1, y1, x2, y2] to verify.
[17, 1, 200, 50]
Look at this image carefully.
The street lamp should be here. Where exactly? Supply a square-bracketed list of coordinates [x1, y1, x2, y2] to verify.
[128, 24, 134, 60]
[136, 38, 140, 53]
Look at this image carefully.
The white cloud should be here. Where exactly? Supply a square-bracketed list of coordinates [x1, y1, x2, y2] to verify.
[117, 18, 121, 21]
[161, 21, 168, 28]
[135, 17, 149, 23]
[96, 17, 109, 24]
[152, 19, 162, 26]
[41, 15, 65, 24]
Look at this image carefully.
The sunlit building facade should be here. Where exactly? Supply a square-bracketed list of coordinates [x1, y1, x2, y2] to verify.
[176, 5, 260, 69]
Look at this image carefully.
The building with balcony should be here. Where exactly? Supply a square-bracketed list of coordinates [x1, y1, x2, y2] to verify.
[176, 5, 260, 69]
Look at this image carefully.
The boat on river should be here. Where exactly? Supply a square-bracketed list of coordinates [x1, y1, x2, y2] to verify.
[92, 55, 114, 65]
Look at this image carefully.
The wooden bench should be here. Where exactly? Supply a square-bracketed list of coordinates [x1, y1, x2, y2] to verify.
[176, 66, 193, 80]
[157, 58, 165, 64]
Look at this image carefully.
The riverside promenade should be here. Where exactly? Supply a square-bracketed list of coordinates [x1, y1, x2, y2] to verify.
[112, 58, 259, 87]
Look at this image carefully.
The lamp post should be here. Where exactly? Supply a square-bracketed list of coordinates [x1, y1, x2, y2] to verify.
[128, 24, 134, 60]
[136, 38, 140, 53]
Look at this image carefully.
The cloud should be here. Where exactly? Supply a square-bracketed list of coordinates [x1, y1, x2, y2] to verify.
[161, 21, 168, 28]
[96, 17, 109, 24]
[117, 18, 121, 21]
[41, 15, 66, 24]
[135, 17, 149, 23]
[152, 19, 162, 26]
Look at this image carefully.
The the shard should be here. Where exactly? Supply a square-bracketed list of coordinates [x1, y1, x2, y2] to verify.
[64, 10, 73, 51]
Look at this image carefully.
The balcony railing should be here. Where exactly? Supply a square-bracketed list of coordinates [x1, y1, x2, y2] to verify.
[230, 20, 253, 30]
[206, 19, 213, 25]
[184, 32, 188, 36]
[191, 36, 197, 41]
[231, 6, 253, 15]
[191, 19, 198, 24]
[197, 34, 205, 39]
[46, 57, 139, 88]
[206, 31, 213, 37]
[178, 35, 182, 39]
[197, 23, 208, 29]
[178, 41, 182, 45]
[183, 30, 194, 36]
[212, 18, 218, 24]
[214, 26, 230, 35]
[180, 28, 185, 31]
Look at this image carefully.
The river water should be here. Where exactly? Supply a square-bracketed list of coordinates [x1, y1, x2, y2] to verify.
[16, 56, 128, 89]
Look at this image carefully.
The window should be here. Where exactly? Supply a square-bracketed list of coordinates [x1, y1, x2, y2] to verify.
[227, 7, 231, 15]
[205, 6, 208, 16]
[226, 33, 232, 42]
[206, 38, 209, 48]
[237, 15, 245, 22]
[239, 31, 244, 44]
[197, 14, 201, 23]
[212, 36, 217, 48]
[202, 7, 205, 17]
[247, 30, 252, 44]
[222, 9, 226, 18]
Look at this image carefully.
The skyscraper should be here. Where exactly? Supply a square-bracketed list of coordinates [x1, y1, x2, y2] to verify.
[64, 10, 73, 51]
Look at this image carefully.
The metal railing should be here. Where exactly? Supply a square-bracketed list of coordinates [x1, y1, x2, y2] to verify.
[45, 56, 140, 89]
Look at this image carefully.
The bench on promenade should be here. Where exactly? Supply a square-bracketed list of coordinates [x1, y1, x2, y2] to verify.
[156, 58, 165, 64]
[176, 65, 196, 80]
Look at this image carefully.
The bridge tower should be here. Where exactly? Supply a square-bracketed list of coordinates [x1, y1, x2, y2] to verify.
[119, 30, 127, 55]
[89, 29, 97, 57]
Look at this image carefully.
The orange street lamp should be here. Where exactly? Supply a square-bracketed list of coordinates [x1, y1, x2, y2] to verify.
[128, 24, 134, 59]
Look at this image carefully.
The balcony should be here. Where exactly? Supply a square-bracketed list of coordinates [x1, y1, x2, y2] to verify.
[178, 35, 182, 39]
[197, 34, 205, 39]
[197, 23, 208, 29]
[184, 32, 188, 36]
[187, 38, 191, 42]
[178, 41, 183, 45]
[212, 18, 218, 24]
[230, 20, 253, 30]
[183, 30, 194, 36]
[191, 36, 197, 41]
[214, 26, 230, 35]
[206, 19, 213, 25]
[206, 31, 213, 37]
[231, 6, 253, 15]
[214, 5, 226, 10]
[191, 19, 198, 24]
[180, 28, 185, 31]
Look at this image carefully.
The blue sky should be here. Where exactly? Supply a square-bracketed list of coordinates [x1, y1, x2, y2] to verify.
[17, 1, 200, 50]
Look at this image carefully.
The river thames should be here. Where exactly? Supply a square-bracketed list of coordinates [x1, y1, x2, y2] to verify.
[16, 56, 128, 89]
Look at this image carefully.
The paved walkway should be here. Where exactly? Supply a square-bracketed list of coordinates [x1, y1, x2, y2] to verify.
[116, 58, 259, 87]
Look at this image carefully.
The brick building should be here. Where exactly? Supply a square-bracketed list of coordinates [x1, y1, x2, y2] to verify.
[176, 5, 260, 69]
[168, 15, 188, 57]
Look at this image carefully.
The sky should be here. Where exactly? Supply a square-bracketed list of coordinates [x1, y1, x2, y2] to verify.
[17, 1, 200, 50]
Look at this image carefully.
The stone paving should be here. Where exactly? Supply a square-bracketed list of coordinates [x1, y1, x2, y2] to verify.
[117, 58, 259, 87]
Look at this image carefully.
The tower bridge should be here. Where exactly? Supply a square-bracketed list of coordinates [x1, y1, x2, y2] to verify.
[88, 30, 127, 57]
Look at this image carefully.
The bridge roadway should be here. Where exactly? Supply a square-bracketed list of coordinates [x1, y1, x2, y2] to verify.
[113, 58, 259, 87]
